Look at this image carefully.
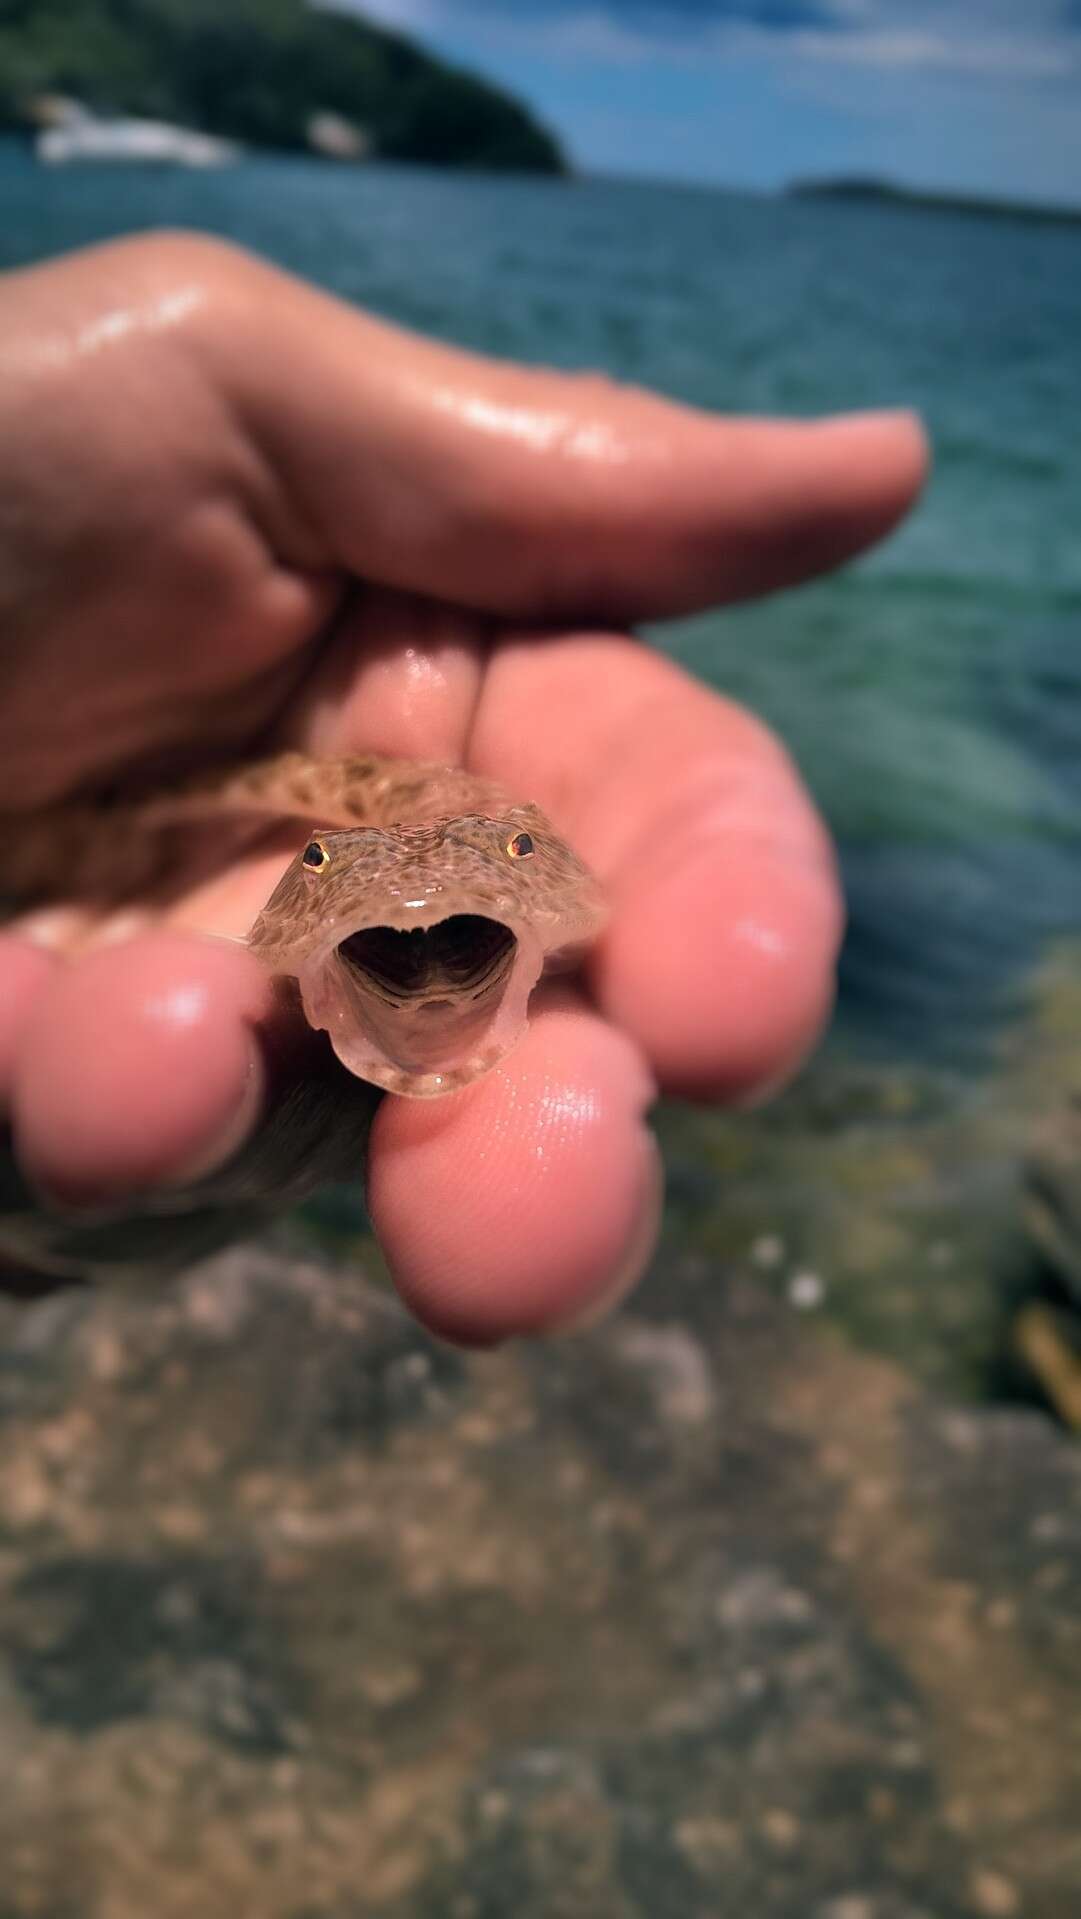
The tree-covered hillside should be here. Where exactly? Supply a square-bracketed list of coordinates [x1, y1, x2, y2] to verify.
[0, 0, 566, 172]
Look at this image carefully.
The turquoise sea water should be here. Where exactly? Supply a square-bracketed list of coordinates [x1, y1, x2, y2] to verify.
[3, 142, 1080, 1064]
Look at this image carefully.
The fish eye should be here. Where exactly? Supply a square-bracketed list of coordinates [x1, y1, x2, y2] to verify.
[302, 840, 331, 873]
[506, 831, 535, 859]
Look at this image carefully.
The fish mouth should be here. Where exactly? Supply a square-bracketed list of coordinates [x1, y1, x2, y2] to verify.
[338, 915, 517, 1006]
[300, 913, 543, 1095]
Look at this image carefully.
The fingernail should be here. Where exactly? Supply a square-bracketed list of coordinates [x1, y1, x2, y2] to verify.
[832, 406, 930, 464]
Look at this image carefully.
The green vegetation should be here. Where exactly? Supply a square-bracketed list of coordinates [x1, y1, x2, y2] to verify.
[790, 174, 1081, 230]
[0, 0, 566, 172]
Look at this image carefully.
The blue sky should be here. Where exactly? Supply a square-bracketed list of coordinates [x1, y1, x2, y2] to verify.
[340, 0, 1081, 206]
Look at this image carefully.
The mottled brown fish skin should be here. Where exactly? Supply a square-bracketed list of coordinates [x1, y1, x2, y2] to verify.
[0, 751, 607, 1096]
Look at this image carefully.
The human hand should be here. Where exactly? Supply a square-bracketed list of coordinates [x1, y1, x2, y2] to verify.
[0, 233, 926, 1339]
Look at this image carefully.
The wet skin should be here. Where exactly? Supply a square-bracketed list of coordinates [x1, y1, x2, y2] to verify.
[0, 232, 928, 1342]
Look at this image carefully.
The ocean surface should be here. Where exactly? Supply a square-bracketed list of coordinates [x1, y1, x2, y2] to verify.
[3, 141, 1080, 1067]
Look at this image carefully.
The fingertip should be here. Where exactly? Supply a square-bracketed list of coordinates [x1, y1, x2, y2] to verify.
[367, 992, 661, 1346]
[595, 840, 842, 1105]
[12, 932, 273, 1208]
[815, 406, 931, 515]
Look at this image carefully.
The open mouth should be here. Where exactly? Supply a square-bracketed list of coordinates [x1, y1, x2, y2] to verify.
[332, 914, 521, 1079]
[338, 915, 517, 1004]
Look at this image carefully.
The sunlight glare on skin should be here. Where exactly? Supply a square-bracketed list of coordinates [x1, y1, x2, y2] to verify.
[75, 285, 204, 357]
[2, 284, 205, 377]
[144, 981, 210, 1030]
[732, 916, 788, 960]
[534, 1077, 602, 1151]
[425, 383, 638, 466]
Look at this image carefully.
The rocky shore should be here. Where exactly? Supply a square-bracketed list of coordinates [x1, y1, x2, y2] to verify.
[1, 945, 1080, 1914]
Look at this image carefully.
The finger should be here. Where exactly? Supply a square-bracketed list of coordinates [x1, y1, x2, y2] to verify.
[283, 586, 487, 763]
[367, 985, 661, 1346]
[214, 243, 928, 620]
[11, 933, 271, 1208]
[0, 938, 56, 1107]
[468, 633, 843, 1102]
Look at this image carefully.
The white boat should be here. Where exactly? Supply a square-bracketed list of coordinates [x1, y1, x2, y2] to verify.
[36, 109, 238, 168]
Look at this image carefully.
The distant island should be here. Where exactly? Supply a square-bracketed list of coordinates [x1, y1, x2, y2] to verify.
[789, 176, 1081, 231]
[0, 0, 566, 174]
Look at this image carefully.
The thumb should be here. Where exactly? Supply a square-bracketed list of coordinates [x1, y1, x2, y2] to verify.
[217, 243, 928, 622]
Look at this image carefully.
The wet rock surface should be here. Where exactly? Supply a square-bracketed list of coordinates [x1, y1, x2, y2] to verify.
[2, 954, 1081, 1916]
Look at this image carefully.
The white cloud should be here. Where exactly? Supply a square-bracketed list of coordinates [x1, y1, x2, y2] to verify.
[789, 24, 1078, 77]
[323, 0, 1081, 85]
[319, 0, 441, 29]
[457, 7, 665, 63]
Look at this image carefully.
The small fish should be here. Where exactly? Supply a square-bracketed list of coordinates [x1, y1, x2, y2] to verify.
[0, 750, 608, 1097]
